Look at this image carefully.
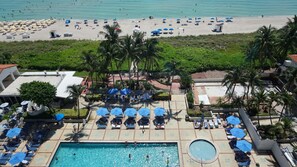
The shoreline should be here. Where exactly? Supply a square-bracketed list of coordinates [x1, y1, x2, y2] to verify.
[0, 15, 294, 42]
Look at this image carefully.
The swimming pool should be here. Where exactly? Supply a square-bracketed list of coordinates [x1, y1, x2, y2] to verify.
[188, 139, 218, 163]
[49, 142, 180, 167]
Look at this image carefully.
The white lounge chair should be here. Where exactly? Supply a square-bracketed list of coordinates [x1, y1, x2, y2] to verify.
[217, 118, 222, 124]
[214, 119, 219, 128]
[227, 135, 236, 140]
[209, 120, 214, 129]
[193, 120, 201, 129]
[204, 120, 208, 129]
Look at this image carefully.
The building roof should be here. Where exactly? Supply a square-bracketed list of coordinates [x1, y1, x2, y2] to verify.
[0, 64, 17, 73]
[0, 71, 83, 98]
[289, 54, 297, 63]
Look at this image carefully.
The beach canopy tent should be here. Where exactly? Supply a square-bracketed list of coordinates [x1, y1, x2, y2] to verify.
[9, 152, 26, 166]
[111, 107, 123, 116]
[227, 116, 241, 125]
[138, 108, 150, 117]
[151, 30, 160, 36]
[230, 128, 246, 139]
[236, 140, 252, 152]
[108, 88, 118, 95]
[96, 108, 109, 116]
[65, 20, 70, 25]
[55, 113, 64, 121]
[124, 108, 137, 117]
[120, 88, 131, 95]
[6, 127, 21, 138]
[154, 107, 165, 116]
[0, 102, 9, 108]
[213, 23, 223, 32]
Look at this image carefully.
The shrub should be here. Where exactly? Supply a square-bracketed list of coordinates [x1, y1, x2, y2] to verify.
[187, 109, 212, 117]
[24, 109, 89, 119]
[85, 94, 101, 102]
[187, 90, 194, 109]
[153, 92, 171, 101]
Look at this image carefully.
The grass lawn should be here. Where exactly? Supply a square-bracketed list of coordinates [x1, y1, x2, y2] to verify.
[0, 33, 255, 76]
[24, 108, 89, 119]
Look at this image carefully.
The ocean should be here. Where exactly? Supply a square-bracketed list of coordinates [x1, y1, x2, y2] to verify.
[0, 0, 297, 21]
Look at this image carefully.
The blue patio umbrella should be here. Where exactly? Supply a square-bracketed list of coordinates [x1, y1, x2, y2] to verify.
[151, 30, 160, 34]
[108, 88, 118, 95]
[210, 17, 215, 20]
[6, 127, 21, 138]
[55, 113, 64, 121]
[124, 108, 137, 117]
[227, 115, 241, 125]
[236, 140, 252, 152]
[138, 108, 150, 117]
[111, 107, 123, 116]
[230, 128, 246, 139]
[188, 18, 192, 20]
[96, 108, 109, 116]
[154, 107, 165, 116]
[157, 28, 162, 31]
[169, 28, 174, 31]
[163, 28, 168, 31]
[120, 88, 131, 95]
[9, 152, 26, 166]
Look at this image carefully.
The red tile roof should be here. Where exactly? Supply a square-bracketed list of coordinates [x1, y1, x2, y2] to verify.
[289, 54, 297, 63]
[0, 64, 17, 72]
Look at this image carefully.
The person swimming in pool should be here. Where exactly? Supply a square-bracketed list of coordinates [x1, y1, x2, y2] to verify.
[129, 154, 132, 160]
[146, 155, 149, 161]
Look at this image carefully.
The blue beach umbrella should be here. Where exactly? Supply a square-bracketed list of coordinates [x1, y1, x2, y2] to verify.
[169, 28, 174, 31]
[188, 18, 192, 20]
[55, 113, 64, 121]
[230, 128, 246, 138]
[96, 108, 109, 116]
[6, 127, 21, 138]
[227, 115, 241, 125]
[111, 107, 123, 116]
[120, 88, 131, 95]
[158, 28, 162, 31]
[210, 17, 215, 20]
[154, 107, 165, 116]
[108, 88, 118, 95]
[124, 108, 137, 117]
[163, 18, 166, 20]
[236, 140, 252, 152]
[138, 108, 150, 117]
[9, 152, 26, 166]
[65, 20, 70, 24]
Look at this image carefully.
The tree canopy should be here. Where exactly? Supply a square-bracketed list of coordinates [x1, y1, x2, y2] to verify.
[19, 81, 56, 106]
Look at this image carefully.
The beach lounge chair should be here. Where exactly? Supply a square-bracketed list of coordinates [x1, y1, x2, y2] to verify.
[217, 118, 222, 125]
[214, 119, 219, 128]
[209, 120, 214, 129]
[96, 117, 108, 129]
[138, 117, 150, 129]
[227, 135, 237, 140]
[154, 116, 165, 129]
[25, 144, 38, 152]
[193, 120, 201, 129]
[3, 145, 16, 152]
[225, 128, 232, 135]
[204, 120, 208, 129]
[111, 118, 122, 129]
[125, 117, 136, 129]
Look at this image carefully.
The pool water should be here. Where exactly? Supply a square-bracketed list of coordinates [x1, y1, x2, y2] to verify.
[188, 139, 217, 162]
[49, 142, 179, 167]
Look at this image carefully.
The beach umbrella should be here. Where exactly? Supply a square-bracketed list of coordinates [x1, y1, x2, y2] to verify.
[120, 88, 131, 95]
[124, 108, 137, 117]
[227, 115, 241, 125]
[55, 113, 64, 121]
[138, 108, 150, 117]
[111, 107, 123, 116]
[169, 28, 174, 31]
[163, 28, 168, 31]
[210, 17, 215, 20]
[236, 140, 252, 152]
[9, 152, 26, 166]
[157, 28, 162, 31]
[188, 18, 192, 20]
[154, 107, 165, 116]
[108, 88, 118, 95]
[96, 108, 109, 116]
[0, 102, 9, 108]
[230, 128, 246, 138]
[21, 101, 29, 106]
[6, 127, 21, 138]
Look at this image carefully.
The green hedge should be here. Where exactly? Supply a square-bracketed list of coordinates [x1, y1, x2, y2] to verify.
[24, 109, 89, 119]
[85, 94, 102, 102]
[187, 109, 212, 117]
[152, 92, 171, 101]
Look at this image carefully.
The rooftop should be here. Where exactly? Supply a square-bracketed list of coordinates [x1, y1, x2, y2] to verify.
[0, 64, 17, 73]
[289, 54, 297, 63]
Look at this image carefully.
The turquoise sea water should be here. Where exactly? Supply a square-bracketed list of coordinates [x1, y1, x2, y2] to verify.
[49, 142, 179, 167]
[0, 0, 297, 21]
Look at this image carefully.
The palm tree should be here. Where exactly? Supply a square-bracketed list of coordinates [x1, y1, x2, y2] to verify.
[246, 25, 277, 69]
[253, 88, 268, 125]
[132, 32, 145, 86]
[163, 61, 180, 93]
[81, 50, 98, 86]
[67, 84, 85, 132]
[278, 90, 296, 121]
[142, 38, 162, 76]
[283, 67, 297, 91]
[276, 15, 297, 63]
[99, 23, 122, 44]
[267, 91, 280, 125]
[244, 67, 263, 101]
[119, 35, 136, 80]
[222, 67, 246, 101]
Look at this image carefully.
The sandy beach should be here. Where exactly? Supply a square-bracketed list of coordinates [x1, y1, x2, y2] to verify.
[0, 15, 293, 41]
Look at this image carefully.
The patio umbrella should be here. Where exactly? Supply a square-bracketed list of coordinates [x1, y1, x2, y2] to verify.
[124, 108, 137, 117]
[154, 107, 165, 116]
[20, 101, 29, 106]
[151, 30, 160, 34]
[230, 128, 246, 139]
[236, 140, 252, 152]
[120, 88, 131, 95]
[227, 115, 241, 125]
[169, 28, 174, 31]
[108, 88, 118, 95]
[96, 108, 109, 116]
[163, 28, 168, 31]
[55, 113, 64, 121]
[9, 152, 26, 166]
[111, 107, 123, 116]
[0, 102, 9, 108]
[138, 108, 150, 117]
[6, 127, 21, 138]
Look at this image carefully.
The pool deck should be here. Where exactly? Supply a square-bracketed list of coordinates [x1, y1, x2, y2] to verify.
[6, 95, 276, 167]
